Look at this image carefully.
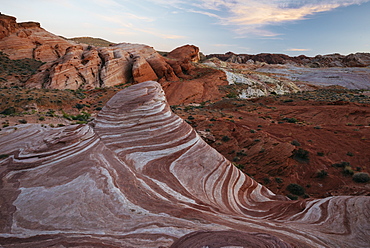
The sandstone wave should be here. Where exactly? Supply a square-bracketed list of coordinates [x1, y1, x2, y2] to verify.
[0, 81, 369, 247]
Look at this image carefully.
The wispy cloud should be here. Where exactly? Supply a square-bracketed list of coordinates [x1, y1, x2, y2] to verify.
[286, 48, 311, 52]
[97, 14, 185, 40]
[149, 0, 370, 36]
[198, 0, 370, 36]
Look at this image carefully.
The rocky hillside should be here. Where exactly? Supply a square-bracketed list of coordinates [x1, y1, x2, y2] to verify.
[0, 13, 201, 90]
[0, 81, 369, 247]
[208, 51, 370, 68]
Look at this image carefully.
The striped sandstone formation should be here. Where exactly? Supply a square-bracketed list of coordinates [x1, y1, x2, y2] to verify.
[0, 81, 369, 247]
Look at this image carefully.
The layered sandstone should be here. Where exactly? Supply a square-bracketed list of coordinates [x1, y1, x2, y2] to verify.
[0, 13, 73, 62]
[0, 81, 368, 247]
[0, 14, 200, 89]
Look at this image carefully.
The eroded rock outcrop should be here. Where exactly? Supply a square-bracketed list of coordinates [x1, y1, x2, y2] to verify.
[0, 14, 200, 89]
[203, 57, 300, 99]
[208, 51, 370, 67]
[0, 81, 368, 247]
[0, 13, 73, 62]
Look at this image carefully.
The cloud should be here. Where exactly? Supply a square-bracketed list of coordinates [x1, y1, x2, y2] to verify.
[97, 14, 186, 40]
[286, 48, 311, 52]
[152, 0, 370, 36]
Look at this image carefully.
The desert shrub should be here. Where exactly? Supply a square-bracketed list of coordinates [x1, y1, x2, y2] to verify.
[346, 152, 354, 157]
[284, 117, 298, 123]
[187, 115, 195, 120]
[343, 166, 354, 176]
[275, 177, 283, 184]
[263, 178, 271, 184]
[222, 135, 230, 142]
[316, 170, 328, 178]
[38, 116, 45, 121]
[292, 148, 310, 162]
[352, 172, 370, 183]
[233, 156, 241, 162]
[1, 107, 15, 115]
[317, 152, 325, 156]
[287, 194, 298, 200]
[286, 183, 305, 196]
[236, 150, 247, 156]
[18, 119, 27, 124]
[46, 109, 56, 117]
[233, 163, 245, 170]
[332, 161, 350, 168]
[291, 140, 301, 146]
[74, 103, 85, 110]
[226, 92, 238, 98]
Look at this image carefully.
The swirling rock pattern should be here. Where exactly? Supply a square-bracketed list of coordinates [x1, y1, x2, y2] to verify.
[0, 81, 369, 247]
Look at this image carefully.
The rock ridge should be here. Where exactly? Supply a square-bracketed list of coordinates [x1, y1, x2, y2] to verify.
[208, 51, 370, 67]
[0, 81, 368, 247]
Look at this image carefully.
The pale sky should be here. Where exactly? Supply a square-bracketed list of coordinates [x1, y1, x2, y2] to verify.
[2, 0, 370, 56]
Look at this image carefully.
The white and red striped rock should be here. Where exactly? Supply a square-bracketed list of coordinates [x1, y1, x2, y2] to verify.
[0, 81, 369, 247]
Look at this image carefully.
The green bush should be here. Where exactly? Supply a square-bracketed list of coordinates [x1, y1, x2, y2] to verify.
[287, 194, 298, 200]
[343, 166, 354, 176]
[352, 172, 370, 183]
[332, 161, 350, 168]
[233, 163, 245, 170]
[316, 170, 328, 178]
[286, 183, 305, 196]
[284, 117, 298, 123]
[291, 140, 301, 146]
[275, 177, 283, 184]
[292, 148, 310, 162]
[1, 107, 15, 115]
[221, 135, 230, 142]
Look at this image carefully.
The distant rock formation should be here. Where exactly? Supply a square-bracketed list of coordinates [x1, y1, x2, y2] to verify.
[0, 81, 369, 247]
[203, 57, 300, 99]
[208, 51, 370, 67]
[0, 13, 200, 89]
[0, 13, 72, 62]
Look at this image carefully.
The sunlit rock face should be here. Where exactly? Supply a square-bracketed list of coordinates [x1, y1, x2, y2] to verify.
[0, 14, 200, 89]
[0, 13, 73, 62]
[0, 81, 369, 247]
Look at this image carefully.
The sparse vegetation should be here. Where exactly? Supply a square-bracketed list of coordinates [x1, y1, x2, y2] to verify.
[286, 183, 305, 196]
[283, 117, 298, 123]
[292, 148, 310, 162]
[352, 172, 370, 183]
[291, 140, 301, 146]
[316, 170, 328, 178]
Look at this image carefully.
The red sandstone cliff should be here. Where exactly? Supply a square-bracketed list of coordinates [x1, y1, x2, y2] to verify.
[0, 13, 201, 89]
